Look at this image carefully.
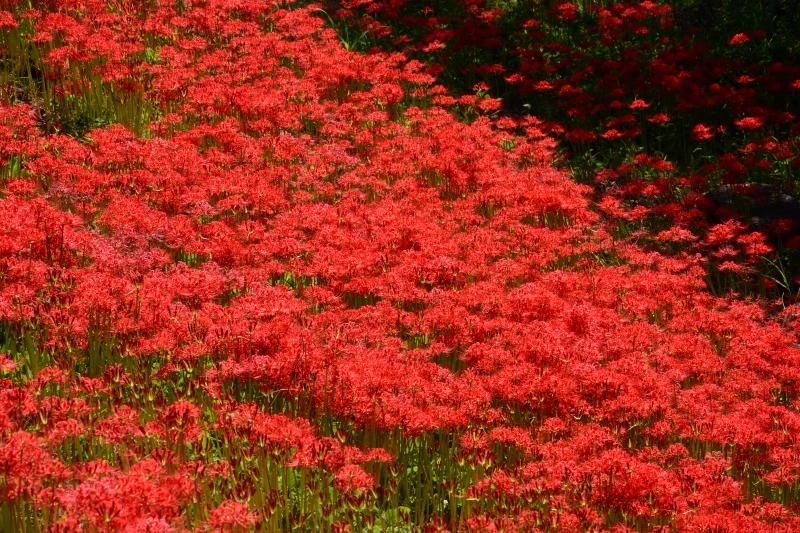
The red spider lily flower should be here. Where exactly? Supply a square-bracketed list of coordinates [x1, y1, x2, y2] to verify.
[334, 464, 375, 495]
[729, 33, 750, 45]
[522, 18, 540, 30]
[705, 220, 746, 245]
[602, 128, 623, 140]
[159, 400, 202, 442]
[655, 226, 698, 243]
[734, 116, 765, 130]
[717, 260, 747, 272]
[692, 123, 715, 141]
[209, 500, 259, 530]
[421, 40, 445, 52]
[555, 2, 578, 22]
[647, 112, 670, 124]
[0, 10, 17, 28]
[736, 231, 772, 256]
[0, 353, 15, 373]
[478, 97, 502, 112]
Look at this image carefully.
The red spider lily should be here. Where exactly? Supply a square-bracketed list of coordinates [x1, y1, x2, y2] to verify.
[729, 33, 750, 45]
[208, 500, 259, 530]
[692, 123, 715, 141]
[0, 1, 799, 530]
[735, 115, 766, 130]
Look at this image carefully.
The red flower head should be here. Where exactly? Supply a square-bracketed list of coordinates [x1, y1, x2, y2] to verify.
[729, 33, 750, 45]
[734, 116, 765, 130]
[159, 400, 202, 443]
[692, 123, 715, 141]
[209, 500, 259, 530]
[555, 2, 578, 22]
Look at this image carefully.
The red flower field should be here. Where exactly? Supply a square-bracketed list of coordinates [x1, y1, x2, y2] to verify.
[1, 1, 800, 531]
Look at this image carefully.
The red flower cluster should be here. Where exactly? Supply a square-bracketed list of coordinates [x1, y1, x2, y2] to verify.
[0, 1, 799, 531]
[335, 0, 800, 297]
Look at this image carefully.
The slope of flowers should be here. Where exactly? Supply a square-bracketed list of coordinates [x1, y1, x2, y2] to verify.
[330, 0, 800, 298]
[1, 0, 800, 530]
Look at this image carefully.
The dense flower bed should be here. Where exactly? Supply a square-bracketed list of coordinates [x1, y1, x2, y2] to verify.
[332, 0, 800, 298]
[1, 0, 800, 530]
